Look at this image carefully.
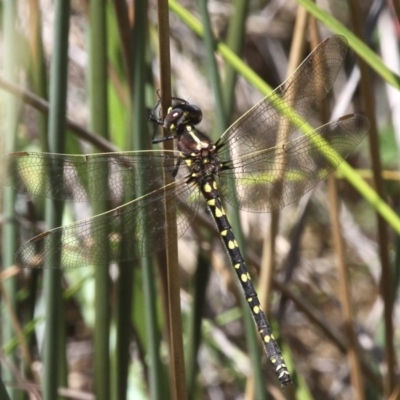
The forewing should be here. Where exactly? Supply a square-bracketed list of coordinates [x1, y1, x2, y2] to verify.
[15, 177, 201, 269]
[2, 150, 182, 202]
[218, 35, 348, 160]
[219, 114, 369, 212]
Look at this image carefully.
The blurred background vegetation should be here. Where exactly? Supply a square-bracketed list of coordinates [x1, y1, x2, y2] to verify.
[0, 0, 399, 399]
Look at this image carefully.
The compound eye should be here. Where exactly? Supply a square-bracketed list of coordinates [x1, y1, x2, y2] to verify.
[164, 102, 203, 128]
[165, 108, 184, 125]
[186, 104, 202, 125]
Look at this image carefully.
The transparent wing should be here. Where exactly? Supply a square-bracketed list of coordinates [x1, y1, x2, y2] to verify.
[15, 177, 201, 269]
[219, 114, 370, 212]
[2, 150, 182, 202]
[218, 35, 349, 160]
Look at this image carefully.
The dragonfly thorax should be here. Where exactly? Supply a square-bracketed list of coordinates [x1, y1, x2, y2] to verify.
[177, 127, 223, 182]
[176, 124, 214, 153]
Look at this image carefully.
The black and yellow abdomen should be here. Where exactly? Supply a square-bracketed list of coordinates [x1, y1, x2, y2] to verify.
[199, 176, 291, 386]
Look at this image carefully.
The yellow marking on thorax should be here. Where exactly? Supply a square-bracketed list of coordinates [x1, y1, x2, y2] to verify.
[187, 129, 210, 149]
[187, 129, 204, 149]
[188, 129, 200, 142]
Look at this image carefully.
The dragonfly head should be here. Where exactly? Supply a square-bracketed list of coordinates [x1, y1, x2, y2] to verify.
[164, 103, 203, 132]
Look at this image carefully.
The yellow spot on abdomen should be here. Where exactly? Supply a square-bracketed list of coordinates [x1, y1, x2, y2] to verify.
[203, 183, 212, 193]
[253, 306, 260, 314]
[215, 207, 223, 217]
[207, 199, 216, 206]
[228, 241, 235, 249]
[264, 335, 271, 343]
[241, 274, 248, 282]
[221, 230, 228, 236]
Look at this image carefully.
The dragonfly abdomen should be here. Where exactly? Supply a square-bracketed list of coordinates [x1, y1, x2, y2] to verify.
[200, 176, 292, 387]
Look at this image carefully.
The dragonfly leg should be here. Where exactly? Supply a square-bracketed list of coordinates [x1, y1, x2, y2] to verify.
[170, 157, 182, 178]
[151, 134, 177, 144]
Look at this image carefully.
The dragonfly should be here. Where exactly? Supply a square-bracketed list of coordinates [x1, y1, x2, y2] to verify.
[2, 35, 370, 387]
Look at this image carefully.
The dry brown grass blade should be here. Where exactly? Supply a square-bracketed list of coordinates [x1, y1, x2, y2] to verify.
[308, 21, 365, 398]
[156, 0, 187, 399]
[327, 175, 365, 399]
[348, 0, 396, 395]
